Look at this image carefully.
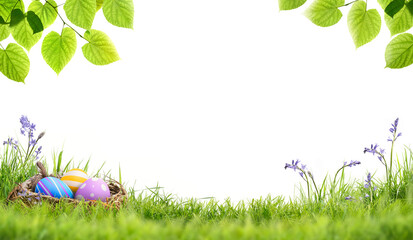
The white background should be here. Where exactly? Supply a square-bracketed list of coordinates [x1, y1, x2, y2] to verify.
[1, 0, 412, 203]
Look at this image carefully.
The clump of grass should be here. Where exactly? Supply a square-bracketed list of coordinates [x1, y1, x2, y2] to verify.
[3, 116, 413, 239]
[284, 118, 413, 210]
[0, 116, 45, 199]
[2, 198, 413, 240]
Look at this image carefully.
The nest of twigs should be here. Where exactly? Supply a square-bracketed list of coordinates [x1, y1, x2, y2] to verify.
[6, 162, 128, 210]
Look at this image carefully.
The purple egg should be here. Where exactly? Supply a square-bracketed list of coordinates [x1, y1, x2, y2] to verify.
[74, 178, 111, 202]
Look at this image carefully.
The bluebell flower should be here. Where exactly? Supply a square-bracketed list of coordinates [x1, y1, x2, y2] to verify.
[378, 148, 385, 162]
[364, 144, 379, 155]
[298, 164, 307, 178]
[390, 118, 399, 133]
[35, 146, 42, 159]
[285, 159, 308, 179]
[29, 138, 36, 146]
[388, 118, 402, 142]
[364, 173, 372, 189]
[19, 115, 37, 137]
[3, 137, 18, 150]
[284, 159, 300, 171]
[20, 115, 30, 128]
[347, 160, 361, 167]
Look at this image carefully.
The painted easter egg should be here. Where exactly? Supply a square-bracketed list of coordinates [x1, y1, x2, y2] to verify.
[75, 178, 111, 202]
[35, 177, 74, 199]
[61, 168, 89, 193]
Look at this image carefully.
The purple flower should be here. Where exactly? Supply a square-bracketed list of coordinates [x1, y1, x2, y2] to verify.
[345, 196, 353, 200]
[284, 159, 300, 171]
[298, 164, 307, 178]
[376, 149, 386, 162]
[35, 146, 42, 159]
[19, 115, 37, 137]
[29, 138, 36, 146]
[346, 160, 361, 167]
[388, 118, 402, 142]
[20, 115, 30, 128]
[285, 159, 307, 178]
[3, 137, 18, 150]
[390, 118, 399, 133]
[364, 173, 372, 189]
[364, 144, 379, 155]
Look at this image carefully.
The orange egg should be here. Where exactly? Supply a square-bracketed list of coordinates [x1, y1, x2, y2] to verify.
[61, 169, 89, 194]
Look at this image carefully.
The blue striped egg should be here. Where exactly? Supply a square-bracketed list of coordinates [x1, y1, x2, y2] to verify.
[35, 177, 74, 199]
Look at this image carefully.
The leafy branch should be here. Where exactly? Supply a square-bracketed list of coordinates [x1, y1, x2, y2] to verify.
[0, 0, 134, 83]
[45, 0, 88, 42]
[279, 0, 413, 69]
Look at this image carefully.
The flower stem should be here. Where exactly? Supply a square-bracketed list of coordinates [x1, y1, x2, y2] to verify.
[370, 187, 373, 203]
[298, 168, 313, 202]
[333, 166, 345, 188]
[23, 129, 31, 163]
[389, 132, 396, 189]
[308, 172, 320, 201]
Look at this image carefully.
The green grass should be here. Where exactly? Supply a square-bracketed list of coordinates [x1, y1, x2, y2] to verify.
[2, 119, 413, 239]
[2, 198, 413, 239]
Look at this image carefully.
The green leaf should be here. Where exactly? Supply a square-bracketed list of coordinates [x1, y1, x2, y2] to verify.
[385, 33, 413, 68]
[385, 0, 405, 18]
[0, 43, 30, 83]
[406, 0, 413, 15]
[0, 23, 10, 41]
[63, 0, 96, 29]
[0, 0, 25, 20]
[0, 14, 8, 42]
[347, 1, 381, 48]
[28, 0, 57, 29]
[41, 28, 77, 74]
[10, 16, 42, 51]
[378, 0, 392, 9]
[384, 5, 413, 36]
[279, 0, 306, 10]
[82, 29, 120, 65]
[304, 0, 345, 27]
[96, 0, 104, 11]
[9, 9, 24, 27]
[102, 0, 134, 29]
[26, 11, 43, 34]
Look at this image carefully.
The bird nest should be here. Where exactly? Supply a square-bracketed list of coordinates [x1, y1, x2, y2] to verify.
[6, 162, 128, 210]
